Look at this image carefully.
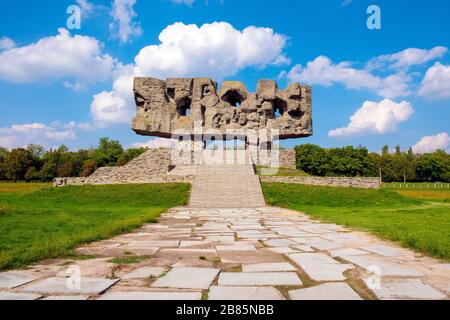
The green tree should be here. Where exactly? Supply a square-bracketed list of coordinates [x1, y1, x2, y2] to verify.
[294, 144, 329, 176]
[81, 159, 97, 177]
[3, 148, 36, 181]
[0, 147, 9, 180]
[93, 138, 124, 167]
[116, 147, 147, 166]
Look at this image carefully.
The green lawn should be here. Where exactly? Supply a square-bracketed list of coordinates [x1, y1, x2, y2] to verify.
[0, 183, 190, 270]
[262, 183, 450, 260]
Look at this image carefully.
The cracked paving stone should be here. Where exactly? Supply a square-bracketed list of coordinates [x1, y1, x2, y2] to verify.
[289, 283, 362, 300]
[22, 277, 119, 295]
[242, 262, 296, 272]
[371, 279, 446, 300]
[0, 271, 41, 289]
[288, 253, 353, 281]
[152, 267, 220, 289]
[342, 255, 423, 277]
[98, 291, 202, 300]
[218, 272, 302, 286]
[208, 286, 284, 300]
[121, 267, 167, 279]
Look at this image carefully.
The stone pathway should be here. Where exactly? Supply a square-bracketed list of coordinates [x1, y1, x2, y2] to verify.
[1, 207, 449, 300]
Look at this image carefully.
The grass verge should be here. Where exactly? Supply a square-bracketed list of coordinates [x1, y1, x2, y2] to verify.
[0, 183, 190, 270]
[262, 183, 450, 260]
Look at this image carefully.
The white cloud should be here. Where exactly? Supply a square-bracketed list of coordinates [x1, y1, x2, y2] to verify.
[288, 56, 411, 98]
[367, 46, 447, 70]
[418, 62, 450, 100]
[109, 0, 143, 43]
[91, 21, 289, 125]
[0, 122, 78, 149]
[0, 36, 15, 50]
[132, 138, 176, 149]
[412, 132, 450, 154]
[91, 91, 133, 126]
[76, 0, 95, 16]
[329, 99, 414, 138]
[0, 28, 114, 86]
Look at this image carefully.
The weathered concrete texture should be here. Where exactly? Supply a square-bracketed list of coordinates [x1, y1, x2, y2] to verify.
[209, 286, 284, 300]
[0, 291, 42, 300]
[218, 272, 302, 286]
[372, 279, 447, 300]
[260, 176, 381, 189]
[289, 283, 362, 300]
[98, 291, 202, 300]
[0, 271, 40, 289]
[22, 277, 119, 295]
[152, 267, 220, 289]
[132, 78, 312, 139]
[288, 253, 353, 281]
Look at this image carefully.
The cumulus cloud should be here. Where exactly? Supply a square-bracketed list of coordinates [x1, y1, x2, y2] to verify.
[288, 56, 411, 98]
[109, 0, 142, 43]
[418, 62, 450, 100]
[367, 46, 447, 70]
[91, 21, 289, 125]
[0, 28, 114, 87]
[0, 36, 15, 50]
[412, 132, 450, 154]
[0, 122, 79, 149]
[132, 138, 177, 149]
[328, 99, 414, 138]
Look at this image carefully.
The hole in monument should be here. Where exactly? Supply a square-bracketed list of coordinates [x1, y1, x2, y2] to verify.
[167, 87, 175, 100]
[274, 98, 286, 118]
[289, 109, 303, 118]
[177, 98, 192, 117]
[221, 90, 243, 108]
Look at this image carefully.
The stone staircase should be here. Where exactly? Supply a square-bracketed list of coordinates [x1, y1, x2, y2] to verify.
[189, 161, 266, 208]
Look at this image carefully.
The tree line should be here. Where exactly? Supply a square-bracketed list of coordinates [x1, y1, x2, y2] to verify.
[295, 144, 450, 182]
[0, 139, 449, 182]
[0, 138, 147, 182]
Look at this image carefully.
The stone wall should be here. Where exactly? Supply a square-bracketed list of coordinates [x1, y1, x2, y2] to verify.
[279, 150, 296, 169]
[260, 176, 381, 189]
[54, 148, 193, 187]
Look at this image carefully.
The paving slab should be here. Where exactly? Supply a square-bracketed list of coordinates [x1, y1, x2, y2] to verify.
[42, 295, 90, 300]
[216, 245, 256, 252]
[218, 272, 302, 286]
[121, 267, 167, 279]
[263, 239, 298, 247]
[0, 271, 41, 289]
[288, 253, 353, 281]
[289, 283, 362, 300]
[372, 279, 446, 300]
[361, 245, 403, 257]
[208, 286, 284, 300]
[342, 255, 423, 277]
[0, 291, 42, 300]
[126, 240, 179, 247]
[329, 248, 369, 258]
[242, 262, 296, 272]
[152, 267, 220, 289]
[22, 277, 119, 294]
[98, 291, 202, 300]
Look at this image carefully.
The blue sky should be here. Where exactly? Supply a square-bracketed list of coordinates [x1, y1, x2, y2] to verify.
[0, 0, 449, 153]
